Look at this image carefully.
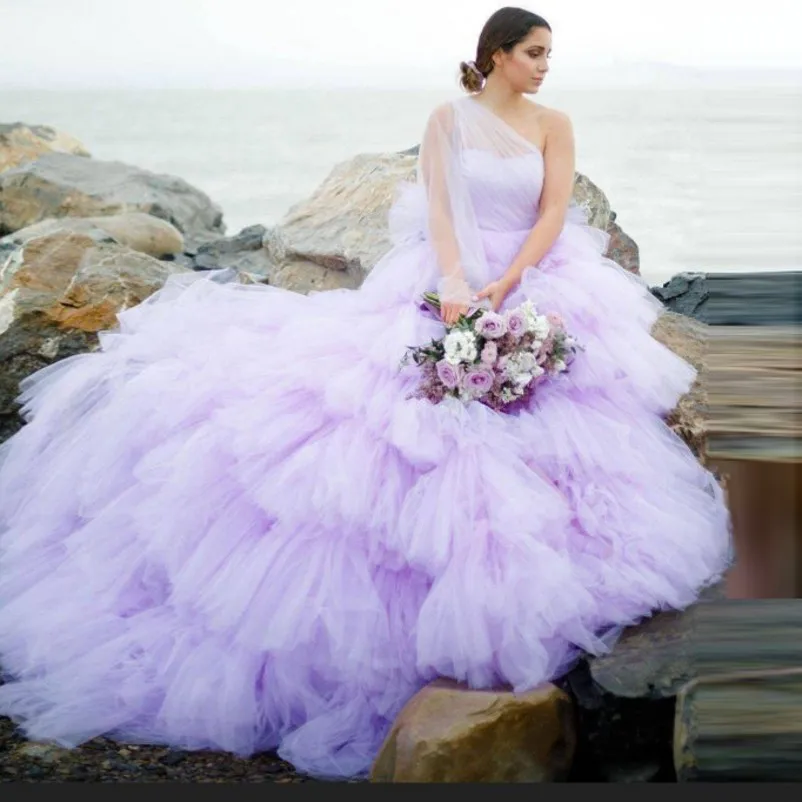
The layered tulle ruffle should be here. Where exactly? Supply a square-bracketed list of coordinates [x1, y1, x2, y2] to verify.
[0, 195, 731, 778]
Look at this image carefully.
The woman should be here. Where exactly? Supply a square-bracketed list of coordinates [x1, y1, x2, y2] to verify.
[0, 7, 731, 780]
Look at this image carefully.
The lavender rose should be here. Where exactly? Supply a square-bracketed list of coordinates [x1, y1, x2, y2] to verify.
[436, 359, 462, 389]
[462, 368, 495, 397]
[475, 311, 507, 340]
[505, 310, 527, 339]
[480, 341, 498, 366]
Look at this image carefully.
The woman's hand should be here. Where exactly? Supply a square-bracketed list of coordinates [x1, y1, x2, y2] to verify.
[475, 275, 516, 312]
[441, 301, 469, 326]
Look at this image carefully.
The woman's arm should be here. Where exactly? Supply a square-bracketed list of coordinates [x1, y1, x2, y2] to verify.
[507, 110, 576, 281]
[477, 110, 576, 309]
[419, 104, 473, 325]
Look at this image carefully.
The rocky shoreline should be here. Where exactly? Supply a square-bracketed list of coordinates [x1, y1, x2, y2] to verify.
[0, 120, 746, 783]
[0, 719, 320, 784]
[0, 121, 704, 450]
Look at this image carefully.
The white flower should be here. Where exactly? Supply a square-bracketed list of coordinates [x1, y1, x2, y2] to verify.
[443, 330, 478, 365]
[500, 387, 517, 403]
[517, 352, 537, 373]
[532, 315, 550, 341]
[503, 352, 538, 380]
[518, 300, 541, 334]
[553, 359, 567, 373]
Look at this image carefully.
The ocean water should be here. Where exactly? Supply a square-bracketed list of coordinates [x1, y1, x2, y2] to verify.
[1, 85, 800, 285]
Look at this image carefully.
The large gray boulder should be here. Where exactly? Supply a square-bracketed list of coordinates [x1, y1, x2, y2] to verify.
[560, 582, 728, 782]
[0, 153, 225, 247]
[652, 270, 800, 326]
[257, 150, 641, 292]
[589, 582, 728, 700]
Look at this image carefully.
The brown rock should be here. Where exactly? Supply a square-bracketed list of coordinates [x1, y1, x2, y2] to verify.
[651, 311, 709, 460]
[370, 679, 575, 783]
[0, 231, 188, 443]
[269, 258, 362, 294]
[0, 122, 90, 174]
[271, 152, 417, 280]
[1, 212, 184, 259]
[604, 219, 640, 275]
[571, 172, 612, 231]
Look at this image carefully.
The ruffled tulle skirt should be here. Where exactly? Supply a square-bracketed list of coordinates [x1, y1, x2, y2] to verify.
[0, 207, 731, 778]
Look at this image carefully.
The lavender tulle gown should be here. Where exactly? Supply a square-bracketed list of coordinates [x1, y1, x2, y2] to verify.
[0, 98, 731, 779]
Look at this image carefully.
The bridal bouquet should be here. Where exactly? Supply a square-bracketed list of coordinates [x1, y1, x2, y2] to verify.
[403, 292, 579, 413]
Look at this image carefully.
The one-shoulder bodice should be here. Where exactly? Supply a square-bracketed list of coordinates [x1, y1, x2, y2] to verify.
[460, 148, 544, 232]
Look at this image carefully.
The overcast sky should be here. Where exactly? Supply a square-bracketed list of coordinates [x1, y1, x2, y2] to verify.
[1, 0, 800, 88]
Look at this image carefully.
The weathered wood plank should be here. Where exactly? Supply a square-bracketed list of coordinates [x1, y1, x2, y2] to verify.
[675, 668, 802, 781]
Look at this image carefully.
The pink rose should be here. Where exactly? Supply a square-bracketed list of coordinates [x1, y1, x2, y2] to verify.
[505, 310, 527, 338]
[475, 312, 507, 339]
[462, 368, 495, 396]
[480, 341, 498, 366]
[436, 360, 462, 389]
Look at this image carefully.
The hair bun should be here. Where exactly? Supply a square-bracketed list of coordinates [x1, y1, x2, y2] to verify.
[459, 60, 484, 93]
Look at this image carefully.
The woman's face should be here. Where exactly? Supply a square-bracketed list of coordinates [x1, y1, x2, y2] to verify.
[494, 26, 552, 94]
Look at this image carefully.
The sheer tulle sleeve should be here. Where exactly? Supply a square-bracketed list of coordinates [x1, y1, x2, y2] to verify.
[418, 104, 487, 305]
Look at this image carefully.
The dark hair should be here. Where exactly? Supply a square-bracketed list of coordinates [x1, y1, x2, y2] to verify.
[459, 7, 551, 93]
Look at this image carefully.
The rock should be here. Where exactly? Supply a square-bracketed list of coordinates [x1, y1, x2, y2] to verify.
[651, 271, 800, 326]
[0, 153, 225, 247]
[268, 258, 363, 294]
[370, 679, 575, 783]
[651, 311, 709, 460]
[651, 273, 708, 319]
[198, 224, 266, 256]
[604, 216, 640, 275]
[15, 742, 72, 763]
[187, 225, 362, 294]
[190, 225, 273, 276]
[167, 253, 197, 270]
[160, 751, 189, 766]
[589, 582, 727, 701]
[0, 122, 90, 173]
[576, 598, 802, 781]
[266, 150, 641, 294]
[674, 667, 802, 781]
[1, 212, 184, 259]
[0, 231, 188, 444]
[560, 582, 726, 782]
[558, 661, 677, 782]
[603, 760, 662, 783]
[270, 151, 417, 283]
[571, 172, 612, 231]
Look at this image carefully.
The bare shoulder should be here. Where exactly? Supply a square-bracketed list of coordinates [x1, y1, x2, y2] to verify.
[536, 105, 573, 134]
